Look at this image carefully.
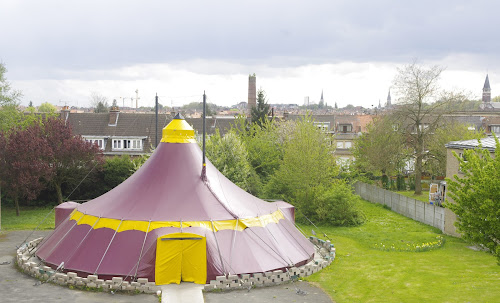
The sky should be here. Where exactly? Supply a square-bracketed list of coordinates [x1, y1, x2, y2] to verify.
[1, 0, 499, 109]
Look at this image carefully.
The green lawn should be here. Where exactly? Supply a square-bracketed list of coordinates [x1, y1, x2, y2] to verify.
[303, 200, 500, 302]
[396, 190, 430, 203]
[2, 203, 499, 302]
[1, 206, 55, 230]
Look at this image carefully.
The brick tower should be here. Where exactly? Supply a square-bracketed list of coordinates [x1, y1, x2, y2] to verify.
[248, 74, 256, 111]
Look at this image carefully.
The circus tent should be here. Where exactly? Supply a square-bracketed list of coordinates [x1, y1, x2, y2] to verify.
[36, 114, 314, 284]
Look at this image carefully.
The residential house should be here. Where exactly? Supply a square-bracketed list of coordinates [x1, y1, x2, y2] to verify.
[444, 135, 498, 236]
[333, 114, 373, 162]
[61, 107, 235, 157]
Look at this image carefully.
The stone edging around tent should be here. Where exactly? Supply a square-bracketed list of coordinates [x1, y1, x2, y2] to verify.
[16, 236, 335, 293]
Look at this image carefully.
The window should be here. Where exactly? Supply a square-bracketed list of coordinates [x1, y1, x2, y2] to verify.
[113, 139, 122, 149]
[314, 122, 330, 132]
[84, 138, 104, 150]
[490, 125, 500, 133]
[338, 124, 352, 133]
[112, 139, 142, 150]
[345, 141, 352, 149]
[336, 141, 344, 148]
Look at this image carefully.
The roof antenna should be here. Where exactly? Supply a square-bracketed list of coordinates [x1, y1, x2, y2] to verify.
[201, 91, 207, 181]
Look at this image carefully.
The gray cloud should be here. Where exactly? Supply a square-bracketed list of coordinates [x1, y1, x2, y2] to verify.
[2, 0, 499, 77]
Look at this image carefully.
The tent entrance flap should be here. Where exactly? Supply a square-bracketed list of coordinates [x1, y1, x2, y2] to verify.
[155, 233, 207, 285]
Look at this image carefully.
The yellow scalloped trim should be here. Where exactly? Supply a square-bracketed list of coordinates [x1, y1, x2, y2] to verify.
[68, 209, 284, 233]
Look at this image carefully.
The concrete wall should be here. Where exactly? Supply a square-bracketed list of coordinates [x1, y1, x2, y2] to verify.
[354, 182, 445, 232]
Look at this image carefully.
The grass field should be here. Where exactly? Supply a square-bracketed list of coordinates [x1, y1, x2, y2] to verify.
[1, 206, 55, 230]
[303, 200, 500, 302]
[395, 191, 430, 203]
[2, 203, 499, 302]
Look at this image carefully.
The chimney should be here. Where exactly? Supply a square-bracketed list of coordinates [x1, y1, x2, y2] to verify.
[109, 107, 120, 126]
[248, 74, 256, 111]
[60, 106, 70, 124]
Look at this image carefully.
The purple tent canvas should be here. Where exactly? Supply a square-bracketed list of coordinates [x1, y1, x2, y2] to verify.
[36, 114, 314, 284]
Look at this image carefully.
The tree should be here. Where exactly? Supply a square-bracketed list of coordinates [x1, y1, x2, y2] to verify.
[423, 121, 484, 176]
[42, 117, 103, 204]
[446, 137, 500, 263]
[0, 124, 54, 215]
[91, 92, 109, 113]
[352, 115, 410, 179]
[38, 102, 57, 113]
[102, 155, 136, 192]
[265, 115, 337, 210]
[251, 89, 270, 126]
[0, 63, 22, 106]
[204, 129, 258, 194]
[232, 116, 283, 183]
[392, 61, 465, 195]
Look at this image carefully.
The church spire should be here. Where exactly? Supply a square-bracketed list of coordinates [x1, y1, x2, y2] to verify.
[386, 89, 392, 107]
[483, 74, 491, 104]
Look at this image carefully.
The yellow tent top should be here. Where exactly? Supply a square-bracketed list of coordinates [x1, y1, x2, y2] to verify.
[161, 113, 196, 143]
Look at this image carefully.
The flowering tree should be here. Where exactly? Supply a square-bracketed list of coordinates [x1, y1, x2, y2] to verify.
[42, 117, 104, 204]
[0, 124, 54, 216]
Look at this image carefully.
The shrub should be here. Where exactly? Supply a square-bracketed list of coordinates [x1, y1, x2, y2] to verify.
[308, 181, 366, 226]
[396, 175, 406, 190]
[381, 175, 389, 189]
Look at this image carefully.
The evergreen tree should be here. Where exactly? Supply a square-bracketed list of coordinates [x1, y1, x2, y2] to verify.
[251, 89, 270, 126]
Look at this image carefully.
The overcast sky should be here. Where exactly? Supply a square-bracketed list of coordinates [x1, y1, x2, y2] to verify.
[1, 0, 499, 108]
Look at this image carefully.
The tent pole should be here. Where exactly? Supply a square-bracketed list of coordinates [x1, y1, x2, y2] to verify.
[133, 220, 152, 279]
[201, 91, 207, 181]
[94, 219, 123, 274]
[155, 93, 159, 147]
[210, 220, 226, 275]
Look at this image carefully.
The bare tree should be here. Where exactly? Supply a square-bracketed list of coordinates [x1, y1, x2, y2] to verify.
[90, 92, 109, 113]
[392, 61, 466, 194]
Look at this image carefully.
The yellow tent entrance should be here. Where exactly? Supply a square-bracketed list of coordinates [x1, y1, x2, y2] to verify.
[155, 233, 207, 285]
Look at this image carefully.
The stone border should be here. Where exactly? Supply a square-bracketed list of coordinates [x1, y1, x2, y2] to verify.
[203, 236, 336, 291]
[16, 238, 159, 294]
[17, 236, 335, 293]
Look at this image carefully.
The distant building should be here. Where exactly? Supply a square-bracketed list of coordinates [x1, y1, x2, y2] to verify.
[60, 107, 234, 157]
[304, 96, 310, 106]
